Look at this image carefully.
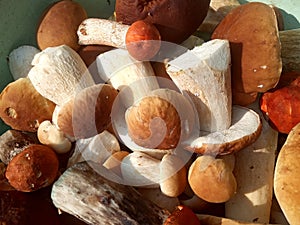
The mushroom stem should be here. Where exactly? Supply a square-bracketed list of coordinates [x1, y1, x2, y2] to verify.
[166, 39, 232, 133]
[96, 48, 159, 108]
[279, 28, 300, 72]
[78, 18, 129, 48]
[225, 102, 278, 223]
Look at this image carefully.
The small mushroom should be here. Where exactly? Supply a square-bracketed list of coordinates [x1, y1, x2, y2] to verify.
[5, 144, 59, 192]
[37, 120, 72, 154]
[188, 155, 237, 203]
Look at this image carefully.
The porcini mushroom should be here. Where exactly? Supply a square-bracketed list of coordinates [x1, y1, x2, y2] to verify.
[211, 2, 282, 106]
[115, 0, 210, 43]
[0, 78, 55, 132]
[188, 155, 237, 203]
[37, 120, 72, 154]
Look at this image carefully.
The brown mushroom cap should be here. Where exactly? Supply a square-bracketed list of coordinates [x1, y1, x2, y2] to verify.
[0, 78, 55, 132]
[57, 84, 118, 139]
[212, 2, 282, 106]
[125, 95, 181, 150]
[188, 155, 237, 203]
[115, 0, 210, 43]
[5, 144, 59, 192]
[37, 0, 88, 51]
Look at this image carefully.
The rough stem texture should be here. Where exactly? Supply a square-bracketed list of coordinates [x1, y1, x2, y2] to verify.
[279, 28, 300, 72]
[78, 18, 129, 48]
[51, 161, 169, 225]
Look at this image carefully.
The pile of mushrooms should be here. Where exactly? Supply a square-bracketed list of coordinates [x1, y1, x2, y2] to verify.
[1, 0, 297, 224]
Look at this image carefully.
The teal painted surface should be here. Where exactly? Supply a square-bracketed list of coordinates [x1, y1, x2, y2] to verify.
[0, 0, 299, 135]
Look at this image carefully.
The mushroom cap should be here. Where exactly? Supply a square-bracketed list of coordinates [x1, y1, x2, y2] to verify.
[37, 0, 88, 51]
[212, 2, 282, 105]
[188, 105, 262, 155]
[0, 78, 55, 132]
[163, 205, 201, 225]
[274, 122, 300, 224]
[125, 95, 181, 150]
[115, 0, 210, 43]
[188, 155, 237, 203]
[57, 84, 118, 139]
[5, 144, 59, 192]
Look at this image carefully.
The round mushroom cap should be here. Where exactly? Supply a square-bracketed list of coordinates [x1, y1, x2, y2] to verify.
[188, 155, 237, 203]
[115, 0, 210, 43]
[125, 95, 181, 150]
[5, 144, 59, 192]
[57, 84, 118, 139]
[0, 78, 55, 132]
[212, 2, 282, 105]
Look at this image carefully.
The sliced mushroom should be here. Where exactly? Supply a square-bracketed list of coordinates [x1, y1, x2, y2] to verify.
[166, 39, 232, 133]
[188, 105, 262, 155]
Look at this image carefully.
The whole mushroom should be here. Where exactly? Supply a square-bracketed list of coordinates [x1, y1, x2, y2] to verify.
[115, 0, 211, 43]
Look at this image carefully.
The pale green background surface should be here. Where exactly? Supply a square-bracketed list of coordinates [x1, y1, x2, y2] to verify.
[0, 0, 299, 134]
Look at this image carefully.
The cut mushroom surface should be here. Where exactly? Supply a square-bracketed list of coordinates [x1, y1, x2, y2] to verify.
[189, 105, 262, 155]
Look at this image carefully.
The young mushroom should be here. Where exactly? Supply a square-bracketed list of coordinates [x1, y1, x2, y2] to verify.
[78, 18, 161, 61]
[115, 0, 210, 44]
[37, 120, 72, 154]
[188, 155, 237, 203]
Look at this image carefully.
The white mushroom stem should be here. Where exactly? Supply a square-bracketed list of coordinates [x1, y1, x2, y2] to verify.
[225, 102, 278, 223]
[28, 45, 95, 106]
[78, 18, 129, 48]
[166, 39, 232, 133]
[96, 48, 159, 107]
